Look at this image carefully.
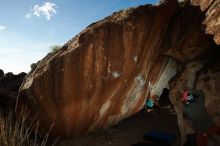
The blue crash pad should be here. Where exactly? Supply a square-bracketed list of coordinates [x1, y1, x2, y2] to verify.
[143, 130, 176, 145]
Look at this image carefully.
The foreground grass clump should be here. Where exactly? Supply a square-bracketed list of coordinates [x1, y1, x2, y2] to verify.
[0, 109, 57, 146]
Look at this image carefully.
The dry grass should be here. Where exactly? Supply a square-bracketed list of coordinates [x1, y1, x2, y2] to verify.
[0, 109, 57, 146]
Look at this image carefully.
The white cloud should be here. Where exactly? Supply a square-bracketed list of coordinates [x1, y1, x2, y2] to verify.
[0, 25, 6, 31]
[25, 2, 57, 20]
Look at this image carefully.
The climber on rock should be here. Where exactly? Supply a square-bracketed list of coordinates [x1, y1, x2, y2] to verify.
[182, 89, 220, 146]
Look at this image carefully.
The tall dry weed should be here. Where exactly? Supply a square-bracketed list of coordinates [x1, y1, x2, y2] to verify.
[0, 108, 57, 146]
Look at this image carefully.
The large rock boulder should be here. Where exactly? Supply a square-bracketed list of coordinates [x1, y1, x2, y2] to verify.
[18, 0, 219, 142]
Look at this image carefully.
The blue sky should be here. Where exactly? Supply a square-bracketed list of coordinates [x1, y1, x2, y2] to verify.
[0, 0, 156, 74]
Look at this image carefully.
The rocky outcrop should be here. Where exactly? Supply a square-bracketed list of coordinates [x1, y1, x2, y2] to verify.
[18, 0, 219, 143]
[0, 71, 27, 113]
[169, 46, 220, 143]
[0, 69, 4, 78]
[191, 0, 220, 45]
[0, 72, 27, 92]
[168, 0, 220, 144]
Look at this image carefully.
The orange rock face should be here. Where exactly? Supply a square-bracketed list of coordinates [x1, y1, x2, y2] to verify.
[18, 0, 219, 139]
[191, 0, 220, 44]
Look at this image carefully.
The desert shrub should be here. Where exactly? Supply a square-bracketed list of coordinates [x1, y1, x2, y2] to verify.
[50, 45, 61, 53]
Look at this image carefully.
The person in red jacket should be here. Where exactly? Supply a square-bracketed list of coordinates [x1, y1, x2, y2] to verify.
[182, 89, 220, 146]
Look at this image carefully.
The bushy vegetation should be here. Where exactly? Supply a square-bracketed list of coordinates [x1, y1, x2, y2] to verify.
[50, 45, 61, 52]
[0, 109, 57, 146]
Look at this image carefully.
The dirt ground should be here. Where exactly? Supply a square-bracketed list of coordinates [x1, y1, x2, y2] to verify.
[56, 106, 181, 146]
